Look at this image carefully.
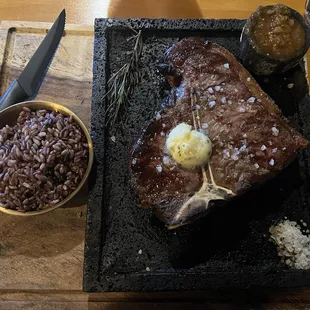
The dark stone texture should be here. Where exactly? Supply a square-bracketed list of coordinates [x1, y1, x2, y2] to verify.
[84, 18, 310, 292]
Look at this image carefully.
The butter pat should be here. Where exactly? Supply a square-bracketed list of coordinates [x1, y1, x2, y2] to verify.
[166, 123, 212, 169]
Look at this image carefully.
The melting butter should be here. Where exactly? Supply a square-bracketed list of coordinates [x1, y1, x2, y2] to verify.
[166, 123, 212, 169]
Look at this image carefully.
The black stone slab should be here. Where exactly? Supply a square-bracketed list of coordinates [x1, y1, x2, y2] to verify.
[84, 18, 310, 292]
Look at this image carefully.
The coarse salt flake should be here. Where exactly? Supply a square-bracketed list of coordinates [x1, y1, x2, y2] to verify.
[132, 158, 137, 165]
[111, 135, 116, 142]
[247, 77, 251, 81]
[146, 267, 151, 272]
[287, 83, 294, 89]
[223, 149, 230, 159]
[254, 163, 259, 169]
[269, 159, 275, 166]
[221, 97, 226, 103]
[238, 107, 245, 113]
[209, 101, 216, 108]
[202, 123, 209, 129]
[272, 127, 279, 136]
[247, 97, 256, 103]
[239, 145, 247, 152]
[272, 148, 277, 153]
[155, 112, 161, 120]
[227, 100, 233, 105]
[231, 154, 239, 161]
[261, 145, 267, 151]
[138, 249, 142, 254]
[231, 148, 240, 161]
[224, 63, 229, 68]
[163, 156, 172, 166]
[215, 86, 221, 92]
[156, 165, 163, 173]
[208, 87, 214, 94]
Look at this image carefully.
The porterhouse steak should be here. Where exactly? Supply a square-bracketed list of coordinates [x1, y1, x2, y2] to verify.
[130, 37, 309, 229]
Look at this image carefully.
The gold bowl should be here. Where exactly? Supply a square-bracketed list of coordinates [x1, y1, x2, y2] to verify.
[0, 100, 94, 216]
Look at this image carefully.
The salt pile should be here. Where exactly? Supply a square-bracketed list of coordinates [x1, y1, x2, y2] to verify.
[269, 220, 310, 269]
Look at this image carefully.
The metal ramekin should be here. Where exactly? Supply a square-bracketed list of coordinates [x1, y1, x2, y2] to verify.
[0, 100, 94, 216]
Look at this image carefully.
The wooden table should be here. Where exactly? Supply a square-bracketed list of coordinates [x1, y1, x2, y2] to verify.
[0, 0, 309, 309]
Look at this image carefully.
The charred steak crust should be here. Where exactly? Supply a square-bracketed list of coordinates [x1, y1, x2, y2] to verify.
[130, 37, 309, 228]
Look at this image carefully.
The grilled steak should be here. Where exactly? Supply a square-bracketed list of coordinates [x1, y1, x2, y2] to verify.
[130, 37, 309, 229]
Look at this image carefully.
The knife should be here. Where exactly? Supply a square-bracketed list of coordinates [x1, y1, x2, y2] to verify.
[0, 9, 66, 111]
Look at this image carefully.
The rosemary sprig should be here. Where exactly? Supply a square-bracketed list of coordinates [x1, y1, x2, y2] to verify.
[104, 29, 143, 126]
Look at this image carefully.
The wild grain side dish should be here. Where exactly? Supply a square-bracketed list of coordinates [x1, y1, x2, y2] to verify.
[0, 107, 89, 212]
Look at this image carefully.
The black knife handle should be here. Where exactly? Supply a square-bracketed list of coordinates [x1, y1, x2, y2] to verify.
[0, 80, 29, 111]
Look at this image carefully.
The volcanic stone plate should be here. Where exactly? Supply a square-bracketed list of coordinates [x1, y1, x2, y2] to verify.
[84, 18, 310, 292]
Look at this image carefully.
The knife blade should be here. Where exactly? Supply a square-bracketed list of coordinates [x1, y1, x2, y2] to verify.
[0, 9, 66, 111]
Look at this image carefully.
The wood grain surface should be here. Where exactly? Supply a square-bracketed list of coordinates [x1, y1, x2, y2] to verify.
[0, 0, 306, 24]
[0, 0, 310, 309]
[0, 21, 93, 292]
